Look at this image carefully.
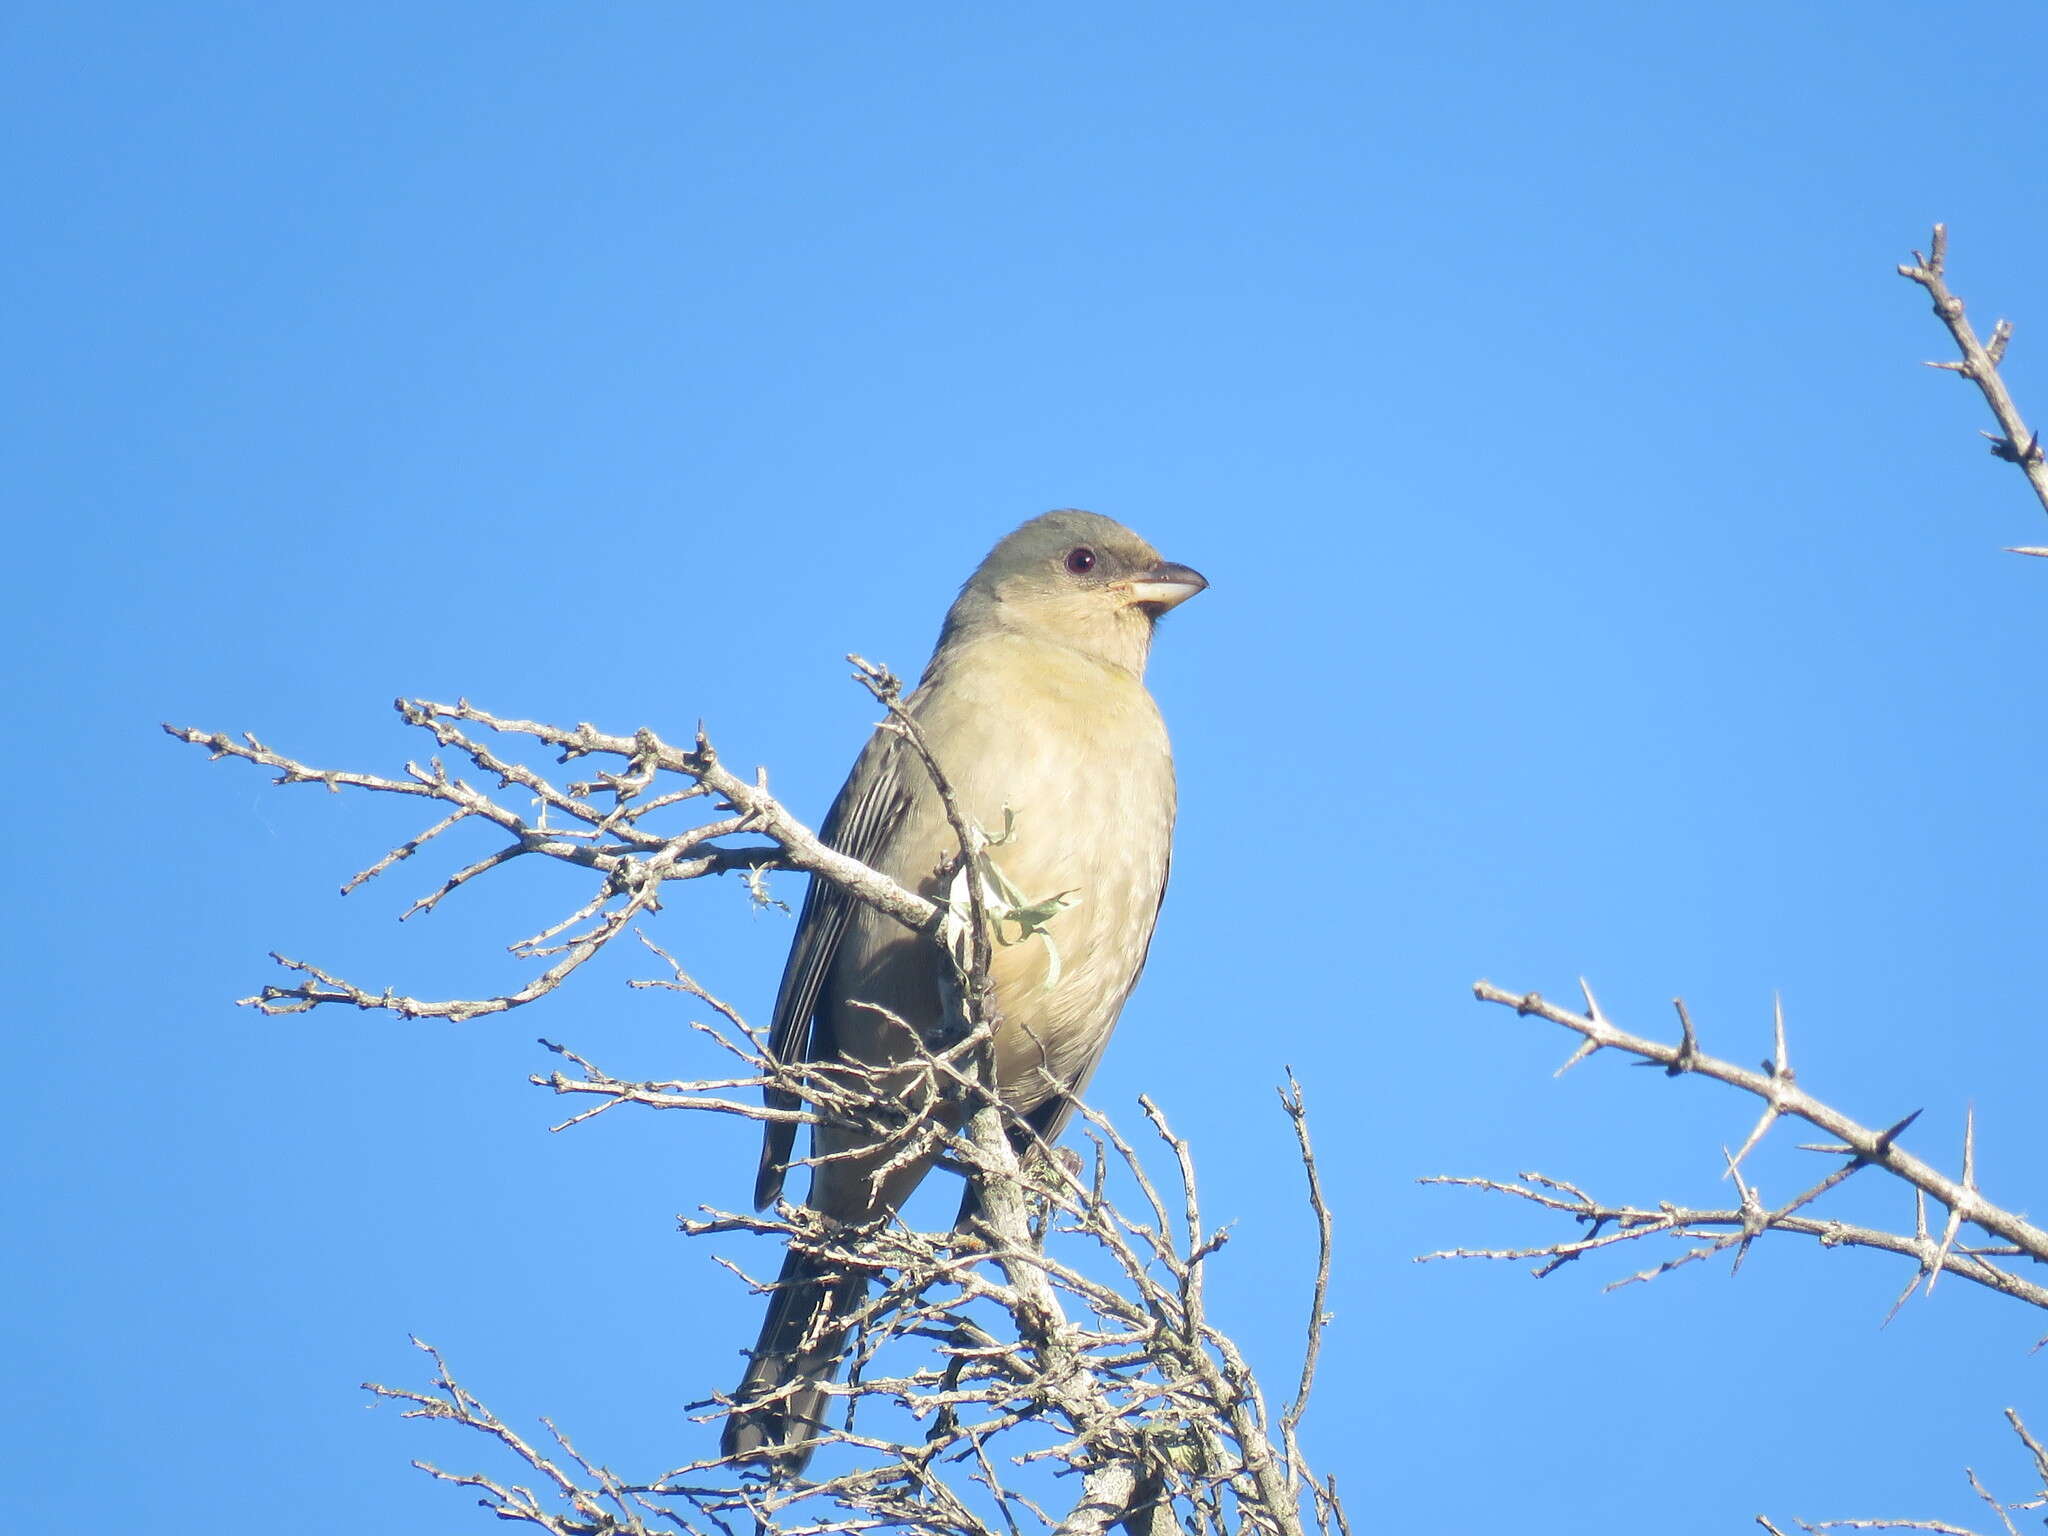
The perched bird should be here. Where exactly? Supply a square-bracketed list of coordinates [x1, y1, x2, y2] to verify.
[724, 509, 1206, 1474]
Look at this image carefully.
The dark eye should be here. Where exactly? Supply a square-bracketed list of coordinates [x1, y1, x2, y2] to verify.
[1065, 546, 1097, 575]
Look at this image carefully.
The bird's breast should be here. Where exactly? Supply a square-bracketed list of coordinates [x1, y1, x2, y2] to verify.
[905, 636, 1177, 1105]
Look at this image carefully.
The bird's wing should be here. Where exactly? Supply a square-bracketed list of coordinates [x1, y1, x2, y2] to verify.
[754, 730, 914, 1208]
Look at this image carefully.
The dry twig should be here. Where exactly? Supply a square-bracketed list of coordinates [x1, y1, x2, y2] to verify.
[1898, 223, 2048, 524]
[164, 696, 933, 1020]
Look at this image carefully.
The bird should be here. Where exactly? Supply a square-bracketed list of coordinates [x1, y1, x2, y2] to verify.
[722, 508, 1207, 1475]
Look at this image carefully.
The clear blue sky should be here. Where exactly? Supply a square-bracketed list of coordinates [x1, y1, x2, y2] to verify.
[9, 4, 2048, 1529]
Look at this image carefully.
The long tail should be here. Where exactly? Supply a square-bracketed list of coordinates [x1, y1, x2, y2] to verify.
[721, 1245, 870, 1476]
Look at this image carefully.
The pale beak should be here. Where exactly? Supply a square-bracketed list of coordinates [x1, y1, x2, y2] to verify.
[1124, 560, 1209, 614]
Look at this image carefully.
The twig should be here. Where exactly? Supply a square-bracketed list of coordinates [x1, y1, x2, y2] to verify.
[1276, 1071, 1333, 1483]
[1469, 984, 2048, 1274]
[166, 701, 935, 1023]
[1898, 224, 2048, 521]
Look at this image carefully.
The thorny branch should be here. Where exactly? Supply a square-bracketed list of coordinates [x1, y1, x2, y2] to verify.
[1435, 229, 2048, 1529]
[1898, 223, 2048, 528]
[1443, 978, 2048, 1532]
[164, 691, 934, 1021]
[1751, 1406, 2048, 1534]
[174, 677, 1343, 1536]
[1437, 982, 2048, 1334]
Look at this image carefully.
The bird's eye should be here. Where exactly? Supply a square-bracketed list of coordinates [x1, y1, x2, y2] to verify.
[1065, 547, 1097, 575]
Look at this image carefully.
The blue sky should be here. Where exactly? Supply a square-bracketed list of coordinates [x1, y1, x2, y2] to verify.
[9, 3, 2048, 1529]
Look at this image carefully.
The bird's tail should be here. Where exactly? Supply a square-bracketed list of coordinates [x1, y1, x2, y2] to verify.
[721, 1244, 870, 1476]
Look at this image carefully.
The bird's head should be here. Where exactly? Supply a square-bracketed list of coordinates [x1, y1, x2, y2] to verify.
[940, 509, 1207, 676]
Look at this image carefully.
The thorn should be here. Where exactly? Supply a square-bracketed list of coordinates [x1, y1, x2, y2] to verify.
[1577, 976, 1610, 1027]
[1554, 1037, 1601, 1077]
[2005, 546, 2048, 558]
[1667, 997, 1698, 1076]
[1874, 1107, 1923, 1154]
[1926, 1208, 1964, 1297]
[1724, 1148, 1765, 1276]
[1881, 1264, 1924, 1327]
[1924, 358, 1970, 372]
[1721, 1146, 1755, 1203]
[1926, 1107, 1979, 1297]
[1769, 993, 1792, 1080]
[1726, 1104, 1779, 1176]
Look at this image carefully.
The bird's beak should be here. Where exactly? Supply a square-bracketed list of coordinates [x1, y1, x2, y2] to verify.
[1123, 561, 1209, 615]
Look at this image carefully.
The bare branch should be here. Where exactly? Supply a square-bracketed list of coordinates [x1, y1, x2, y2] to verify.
[421, 1021, 1344, 1536]
[166, 701, 936, 1024]
[1758, 1407, 2048, 1535]
[1467, 983, 2048, 1284]
[1898, 224, 2048, 520]
[1275, 1071, 1333, 1486]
